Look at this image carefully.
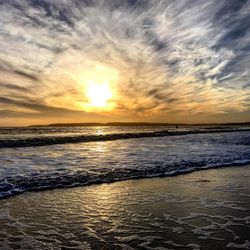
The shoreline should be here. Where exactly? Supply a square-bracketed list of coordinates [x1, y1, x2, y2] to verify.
[1, 161, 250, 200]
[1, 165, 250, 249]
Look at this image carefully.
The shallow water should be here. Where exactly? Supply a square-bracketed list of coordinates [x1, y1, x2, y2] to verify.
[0, 166, 250, 249]
[0, 126, 250, 199]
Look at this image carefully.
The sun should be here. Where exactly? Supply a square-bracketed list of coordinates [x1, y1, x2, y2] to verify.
[86, 81, 113, 109]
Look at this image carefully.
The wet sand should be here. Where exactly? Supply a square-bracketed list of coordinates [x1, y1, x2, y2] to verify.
[0, 165, 250, 249]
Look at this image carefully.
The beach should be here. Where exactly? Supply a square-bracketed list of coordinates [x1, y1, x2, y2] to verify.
[1, 165, 250, 249]
[1, 0, 249, 248]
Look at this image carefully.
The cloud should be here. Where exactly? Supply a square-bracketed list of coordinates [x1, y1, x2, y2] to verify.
[0, 0, 249, 125]
[0, 82, 32, 92]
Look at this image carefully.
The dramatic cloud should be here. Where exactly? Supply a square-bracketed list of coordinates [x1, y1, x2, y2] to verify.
[0, 0, 249, 125]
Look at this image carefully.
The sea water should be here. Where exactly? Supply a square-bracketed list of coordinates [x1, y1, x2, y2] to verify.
[0, 126, 250, 199]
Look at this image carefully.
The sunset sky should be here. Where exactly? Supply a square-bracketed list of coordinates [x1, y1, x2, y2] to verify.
[0, 0, 250, 126]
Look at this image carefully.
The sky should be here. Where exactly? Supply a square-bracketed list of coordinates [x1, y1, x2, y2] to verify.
[0, 0, 250, 126]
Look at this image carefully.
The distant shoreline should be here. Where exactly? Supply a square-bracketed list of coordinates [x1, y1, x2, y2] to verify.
[28, 121, 250, 127]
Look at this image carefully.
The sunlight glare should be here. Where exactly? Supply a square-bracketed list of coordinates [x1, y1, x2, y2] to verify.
[86, 81, 113, 108]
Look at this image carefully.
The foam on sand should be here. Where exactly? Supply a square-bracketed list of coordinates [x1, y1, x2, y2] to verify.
[0, 165, 250, 249]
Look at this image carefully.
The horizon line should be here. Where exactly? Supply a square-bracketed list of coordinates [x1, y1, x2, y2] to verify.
[1, 121, 250, 128]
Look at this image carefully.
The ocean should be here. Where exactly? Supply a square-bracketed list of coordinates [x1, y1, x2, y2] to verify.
[1, 125, 250, 199]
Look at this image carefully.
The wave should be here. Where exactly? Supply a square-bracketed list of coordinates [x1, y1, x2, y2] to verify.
[1, 159, 250, 200]
[1, 128, 250, 148]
